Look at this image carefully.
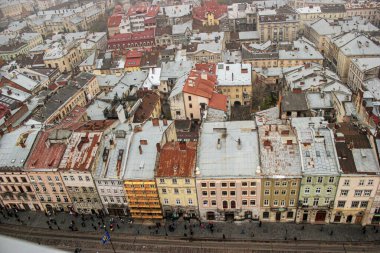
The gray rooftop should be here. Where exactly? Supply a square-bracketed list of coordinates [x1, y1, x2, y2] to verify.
[0, 124, 42, 169]
[197, 121, 259, 179]
[123, 120, 171, 180]
[291, 117, 340, 176]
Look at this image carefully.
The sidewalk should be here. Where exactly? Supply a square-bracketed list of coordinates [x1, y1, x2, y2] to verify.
[1, 209, 380, 242]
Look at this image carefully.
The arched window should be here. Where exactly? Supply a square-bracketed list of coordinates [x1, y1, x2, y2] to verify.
[222, 201, 228, 209]
[231, 200, 236, 209]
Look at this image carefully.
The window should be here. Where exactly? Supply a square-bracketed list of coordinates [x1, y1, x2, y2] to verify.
[176, 199, 181, 205]
[360, 201, 368, 208]
[251, 182, 256, 187]
[263, 212, 269, 219]
[85, 176, 90, 181]
[292, 182, 297, 186]
[359, 180, 364, 186]
[188, 199, 193, 205]
[303, 198, 308, 205]
[211, 200, 216, 206]
[172, 179, 177, 184]
[289, 199, 295, 206]
[264, 199, 269, 206]
[275, 181, 280, 186]
[287, 212, 294, 219]
[230, 191, 236, 196]
[326, 187, 332, 194]
[222, 183, 227, 187]
[162, 188, 167, 194]
[313, 198, 319, 206]
[354, 190, 363, 197]
[329, 177, 334, 183]
[265, 181, 270, 187]
[351, 201, 359, 208]
[343, 180, 350, 186]
[231, 200, 236, 208]
[264, 190, 270, 195]
[250, 190, 256, 196]
[230, 182, 235, 187]
[340, 190, 349, 196]
[29, 176, 34, 181]
[185, 179, 190, 184]
[281, 190, 286, 195]
[160, 179, 165, 184]
[274, 190, 279, 195]
[78, 176, 83, 181]
[315, 188, 321, 194]
[280, 200, 285, 206]
[222, 191, 227, 196]
[290, 190, 296, 195]
[317, 177, 323, 183]
[364, 190, 372, 196]
[242, 191, 248, 196]
[222, 201, 228, 208]
[174, 188, 179, 194]
[242, 200, 248, 206]
[164, 199, 169, 204]
[202, 191, 207, 196]
[188, 96, 192, 101]
[189, 103, 192, 108]
[201, 183, 207, 188]
[368, 179, 374, 186]
[337, 200, 345, 208]
[186, 189, 192, 194]
[250, 200, 256, 206]
[304, 187, 310, 194]
[242, 182, 248, 187]
[324, 198, 330, 205]
[273, 200, 278, 206]
[70, 176, 74, 181]
[282, 181, 287, 187]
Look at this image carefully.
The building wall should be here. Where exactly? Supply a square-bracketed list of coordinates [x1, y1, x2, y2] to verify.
[95, 178, 128, 216]
[183, 92, 209, 120]
[60, 171, 103, 214]
[0, 171, 43, 211]
[258, 21, 299, 43]
[196, 178, 261, 221]
[169, 93, 187, 120]
[188, 50, 222, 63]
[44, 46, 84, 73]
[217, 84, 251, 106]
[296, 175, 339, 224]
[27, 170, 72, 213]
[156, 177, 198, 218]
[260, 178, 301, 222]
[331, 175, 379, 225]
[124, 180, 162, 219]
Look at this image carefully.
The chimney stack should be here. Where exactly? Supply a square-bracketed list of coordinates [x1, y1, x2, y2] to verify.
[237, 138, 241, 150]
[179, 141, 186, 150]
[152, 118, 159, 126]
[163, 118, 168, 126]
[139, 145, 143, 154]
[217, 138, 221, 150]
[156, 143, 161, 153]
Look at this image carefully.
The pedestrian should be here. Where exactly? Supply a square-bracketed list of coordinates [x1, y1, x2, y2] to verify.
[57, 226, 60, 230]
[117, 224, 120, 229]
[330, 230, 333, 236]
[223, 234, 225, 239]
[28, 216, 30, 221]
[376, 229, 378, 233]
[184, 224, 187, 230]
[294, 237, 297, 241]
[259, 221, 262, 227]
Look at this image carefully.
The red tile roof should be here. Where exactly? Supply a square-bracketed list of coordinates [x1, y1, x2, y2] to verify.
[195, 63, 216, 74]
[108, 29, 155, 43]
[125, 58, 142, 68]
[108, 14, 123, 28]
[208, 92, 228, 112]
[193, 0, 227, 21]
[156, 142, 197, 177]
[126, 3, 159, 17]
[126, 50, 143, 58]
[24, 131, 67, 169]
[183, 70, 217, 99]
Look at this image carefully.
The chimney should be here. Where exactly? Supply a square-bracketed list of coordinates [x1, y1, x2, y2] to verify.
[237, 138, 241, 150]
[232, 73, 234, 81]
[139, 145, 143, 154]
[201, 72, 207, 80]
[156, 143, 161, 153]
[134, 125, 142, 132]
[140, 139, 148, 145]
[0, 129, 4, 137]
[163, 118, 168, 126]
[179, 141, 186, 150]
[20, 142, 26, 148]
[6, 124, 12, 132]
[152, 118, 159, 126]
[217, 138, 221, 150]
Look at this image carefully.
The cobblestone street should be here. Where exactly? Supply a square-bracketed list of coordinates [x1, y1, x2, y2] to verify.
[1, 209, 380, 243]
